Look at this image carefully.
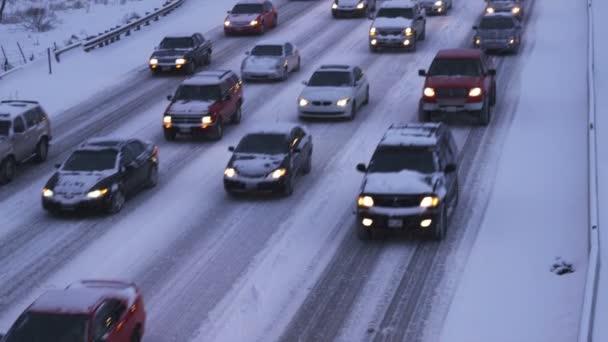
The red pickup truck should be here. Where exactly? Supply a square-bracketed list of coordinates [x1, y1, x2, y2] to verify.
[418, 48, 496, 125]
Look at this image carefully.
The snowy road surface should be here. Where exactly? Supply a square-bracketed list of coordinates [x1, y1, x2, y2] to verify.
[0, 0, 590, 341]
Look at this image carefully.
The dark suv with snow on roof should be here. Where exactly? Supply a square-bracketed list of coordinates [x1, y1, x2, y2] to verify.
[355, 123, 458, 240]
[41, 138, 159, 214]
[0, 100, 52, 184]
[1, 280, 146, 342]
[485, 0, 523, 19]
[163, 70, 243, 141]
[418, 48, 497, 125]
[149, 33, 212, 75]
[368, 0, 426, 52]
[473, 13, 522, 53]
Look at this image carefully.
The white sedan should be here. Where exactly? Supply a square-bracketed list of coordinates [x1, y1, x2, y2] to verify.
[240, 40, 301, 81]
[297, 64, 370, 120]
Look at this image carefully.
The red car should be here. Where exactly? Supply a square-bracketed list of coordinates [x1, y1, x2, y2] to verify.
[224, 0, 278, 36]
[418, 48, 497, 125]
[1, 280, 146, 342]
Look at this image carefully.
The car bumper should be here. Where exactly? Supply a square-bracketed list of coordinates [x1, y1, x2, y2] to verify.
[164, 123, 218, 136]
[224, 25, 262, 34]
[149, 63, 190, 72]
[357, 206, 440, 230]
[224, 176, 287, 193]
[369, 36, 415, 49]
[477, 40, 519, 51]
[42, 195, 109, 212]
[298, 102, 350, 118]
[242, 69, 283, 80]
[332, 7, 367, 16]
[421, 100, 484, 113]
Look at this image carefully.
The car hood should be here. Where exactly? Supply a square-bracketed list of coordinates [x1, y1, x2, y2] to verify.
[477, 28, 517, 38]
[337, 0, 362, 6]
[243, 56, 282, 70]
[362, 170, 435, 195]
[151, 48, 189, 58]
[425, 75, 484, 88]
[168, 100, 214, 115]
[227, 13, 260, 23]
[373, 17, 414, 29]
[300, 86, 353, 101]
[53, 171, 113, 194]
[231, 153, 285, 177]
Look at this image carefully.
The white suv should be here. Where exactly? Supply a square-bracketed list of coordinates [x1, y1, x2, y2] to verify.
[297, 64, 370, 120]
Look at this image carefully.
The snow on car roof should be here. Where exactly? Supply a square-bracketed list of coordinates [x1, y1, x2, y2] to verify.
[247, 122, 307, 135]
[237, 0, 265, 4]
[163, 32, 196, 38]
[379, 0, 417, 9]
[255, 40, 288, 46]
[379, 123, 440, 147]
[183, 70, 232, 85]
[29, 282, 135, 314]
[82, 138, 126, 149]
[0, 100, 39, 119]
[435, 48, 482, 59]
[319, 64, 352, 71]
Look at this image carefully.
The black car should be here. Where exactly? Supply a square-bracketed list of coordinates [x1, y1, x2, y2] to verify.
[224, 124, 312, 196]
[42, 138, 159, 214]
[355, 123, 458, 240]
[149, 33, 212, 74]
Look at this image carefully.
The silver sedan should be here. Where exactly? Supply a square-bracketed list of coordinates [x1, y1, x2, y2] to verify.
[240, 41, 301, 81]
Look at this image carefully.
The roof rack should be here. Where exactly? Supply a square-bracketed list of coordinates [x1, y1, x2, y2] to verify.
[385, 122, 440, 139]
[319, 65, 349, 69]
[1, 100, 39, 105]
[195, 70, 231, 79]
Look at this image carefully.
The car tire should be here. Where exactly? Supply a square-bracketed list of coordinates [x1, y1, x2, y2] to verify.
[369, 45, 378, 53]
[272, 14, 278, 28]
[146, 164, 158, 188]
[259, 21, 265, 35]
[419, 26, 426, 41]
[210, 119, 224, 141]
[281, 66, 288, 81]
[204, 50, 212, 65]
[302, 153, 312, 175]
[294, 57, 301, 71]
[0, 156, 17, 184]
[410, 39, 417, 52]
[186, 62, 196, 75]
[363, 86, 370, 106]
[430, 206, 447, 240]
[34, 137, 49, 163]
[418, 105, 431, 122]
[490, 83, 497, 106]
[107, 188, 125, 214]
[230, 104, 242, 124]
[478, 101, 491, 126]
[451, 180, 459, 209]
[349, 101, 357, 120]
[282, 175, 294, 196]
[164, 129, 176, 141]
[357, 225, 374, 240]
[130, 326, 142, 342]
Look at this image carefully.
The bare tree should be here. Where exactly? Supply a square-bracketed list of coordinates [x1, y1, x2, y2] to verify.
[0, 0, 7, 23]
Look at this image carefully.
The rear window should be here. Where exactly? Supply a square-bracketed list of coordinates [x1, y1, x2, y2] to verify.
[159, 37, 193, 49]
[428, 58, 482, 76]
[0, 120, 10, 136]
[232, 3, 263, 13]
[479, 17, 515, 29]
[174, 85, 221, 101]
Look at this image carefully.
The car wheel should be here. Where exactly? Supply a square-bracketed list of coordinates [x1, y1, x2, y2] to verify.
[0, 156, 17, 184]
[419, 27, 426, 41]
[259, 21, 265, 35]
[146, 164, 158, 188]
[302, 153, 312, 175]
[363, 86, 370, 106]
[230, 104, 242, 124]
[410, 39, 417, 52]
[490, 83, 497, 106]
[430, 206, 447, 240]
[357, 224, 374, 240]
[272, 14, 278, 28]
[186, 62, 196, 75]
[34, 137, 49, 163]
[130, 326, 142, 342]
[451, 180, 459, 209]
[107, 188, 125, 214]
[294, 57, 301, 71]
[418, 104, 430, 122]
[282, 175, 294, 196]
[204, 51, 212, 65]
[478, 101, 491, 126]
[349, 101, 357, 120]
[164, 129, 176, 141]
[210, 119, 224, 141]
[281, 66, 288, 81]
[369, 45, 378, 53]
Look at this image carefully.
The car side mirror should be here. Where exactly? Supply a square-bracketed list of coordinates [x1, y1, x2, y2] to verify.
[418, 69, 426, 77]
[487, 69, 496, 76]
[301, 80, 308, 85]
[472, 25, 478, 30]
[226, 10, 232, 14]
[356, 163, 367, 173]
[54, 163, 61, 169]
[368, 12, 375, 19]
[444, 163, 456, 174]
[167, 95, 173, 101]
[228, 146, 235, 152]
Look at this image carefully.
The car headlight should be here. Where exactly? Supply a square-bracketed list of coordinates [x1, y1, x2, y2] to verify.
[202, 116, 213, 124]
[357, 195, 374, 208]
[175, 58, 186, 65]
[468, 87, 482, 97]
[369, 27, 376, 36]
[87, 188, 109, 199]
[299, 98, 309, 107]
[250, 19, 259, 26]
[356, 1, 365, 9]
[420, 196, 439, 208]
[224, 20, 231, 26]
[423, 87, 435, 97]
[332, 2, 338, 9]
[434, 0, 443, 6]
[404, 27, 413, 36]
[268, 168, 287, 179]
[485, 7, 494, 13]
[224, 167, 237, 178]
[42, 188, 54, 198]
[474, 37, 481, 45]
[511, 6, 521, 14]
[336, 98, 350, 107]
[149, 58, 158, 65]
[163, 115, 172, 125]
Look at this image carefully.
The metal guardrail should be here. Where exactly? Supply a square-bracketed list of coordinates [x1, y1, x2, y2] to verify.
[578, 0, 601, 340]
[54, 0, 185, 61]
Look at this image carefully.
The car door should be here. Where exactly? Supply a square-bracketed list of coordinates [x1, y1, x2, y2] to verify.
[92, 300, 129, 342]
[288, 128, 303, 174]
[479, 54, 493, 97]
[264, 1, 275, 25]
[440, 136, 457, 198]
[353, 67, 365, 104]
[414, 5, 424, 36]
[284, 43, 296, 71]
[197, 33, 210, 58]
[127, 140, 150, 189]
[11, 116, 29, 161]
[119, 145, 140, 194]
[22, 109, 41, 155]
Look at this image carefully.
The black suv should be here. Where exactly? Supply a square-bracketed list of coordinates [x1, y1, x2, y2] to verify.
[355, 123, 458, 240]
[149, 33, 213, 74]
[164, 70, 243, 141]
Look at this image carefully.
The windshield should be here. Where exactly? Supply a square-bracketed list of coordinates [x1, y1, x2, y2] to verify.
[251, 45, 283, 56]
[0, 120, 9, 136]
[308, 71, 352, 87]
[368, 146, 436, 174]
[377, 7, 415, 19]
[159, 37, 193, 49]
[428, 58, 482, 76]
[63, 150, 117, 172]
[5, 312, 88, 342]
[235, 133, 288, 155]
[231, 3, 263, 13]
[174, 85, 221, 101]
[479, 17, 515, 29]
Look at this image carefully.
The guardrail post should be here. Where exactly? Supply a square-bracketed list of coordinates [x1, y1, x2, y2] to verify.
[16, 42, 27, 64]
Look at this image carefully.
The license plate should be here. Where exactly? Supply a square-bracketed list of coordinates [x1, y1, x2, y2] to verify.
[441, 106, 461, 112]
[162, 66, 172, 71]
[179, 127, 191, 133]
[387, 219, 403, 228]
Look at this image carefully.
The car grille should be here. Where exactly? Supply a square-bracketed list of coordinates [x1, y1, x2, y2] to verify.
[158, 58, 176, 64]
[436, 88, 468, 99]
[312, 101, 333, 106]
[373, 195, 421, 208]
[170, 115, 202, 124]
[378, 29, 403, 36]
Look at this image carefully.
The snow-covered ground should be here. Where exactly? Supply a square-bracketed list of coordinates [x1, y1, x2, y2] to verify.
[0, 0, 167, 68]
[440, 0, 589, 341]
